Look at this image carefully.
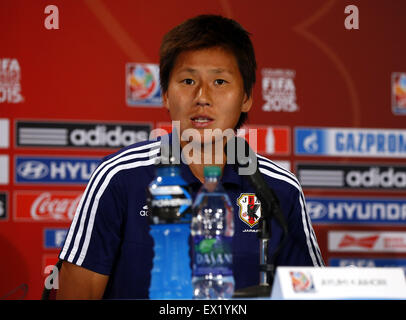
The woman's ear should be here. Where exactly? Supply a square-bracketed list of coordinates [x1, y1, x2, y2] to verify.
[162, 91, 170, 110]
[241, 93, 253, 113]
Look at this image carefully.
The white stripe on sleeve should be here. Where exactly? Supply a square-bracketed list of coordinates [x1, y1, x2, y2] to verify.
[258, 166, 323, 266]
[60, 141, 160, 262]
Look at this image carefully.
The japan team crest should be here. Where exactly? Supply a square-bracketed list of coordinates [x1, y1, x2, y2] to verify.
[237, 193, 262, 228]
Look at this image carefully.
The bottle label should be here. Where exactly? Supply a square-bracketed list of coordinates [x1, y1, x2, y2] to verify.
[192, 236, 233, 276]
[147, 184, 192, 222]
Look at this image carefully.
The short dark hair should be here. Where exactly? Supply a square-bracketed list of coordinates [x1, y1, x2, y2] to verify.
[159, 14, 257, 129]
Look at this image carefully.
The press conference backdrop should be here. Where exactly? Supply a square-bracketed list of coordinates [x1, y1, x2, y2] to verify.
[0, 0, 405, 299]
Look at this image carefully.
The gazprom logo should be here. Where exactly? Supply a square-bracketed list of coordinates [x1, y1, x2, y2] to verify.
[295, 128, 326, 155]
[295, 127, 406, 158]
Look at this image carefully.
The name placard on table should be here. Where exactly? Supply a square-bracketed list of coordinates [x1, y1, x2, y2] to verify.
[271, 267, 406, 299]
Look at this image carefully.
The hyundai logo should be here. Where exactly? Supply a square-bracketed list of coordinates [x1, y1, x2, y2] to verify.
[17, 161, 48, 180]
[307, 201, 327, 220]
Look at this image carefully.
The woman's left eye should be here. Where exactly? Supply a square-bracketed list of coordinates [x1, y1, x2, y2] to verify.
[182, 79, 195, 85]
[214, 79, 227, 85]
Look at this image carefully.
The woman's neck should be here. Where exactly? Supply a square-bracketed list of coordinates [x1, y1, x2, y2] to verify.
[180, 140, 226, 183]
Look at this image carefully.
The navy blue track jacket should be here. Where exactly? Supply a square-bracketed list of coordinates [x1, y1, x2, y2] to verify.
[59, 135, 324, 299]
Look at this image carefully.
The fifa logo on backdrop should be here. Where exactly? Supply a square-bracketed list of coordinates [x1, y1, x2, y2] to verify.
[261, 68, 299, 112]
[392, 72, 406, 115]
[0, 58, 24, 104]
[126, 63, 162, 106]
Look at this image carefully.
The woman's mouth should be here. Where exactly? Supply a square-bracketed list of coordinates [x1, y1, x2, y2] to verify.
[191, 116, 214, 128]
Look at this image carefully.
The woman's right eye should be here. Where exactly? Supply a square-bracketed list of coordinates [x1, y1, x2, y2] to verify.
[182, 79, 195, 85]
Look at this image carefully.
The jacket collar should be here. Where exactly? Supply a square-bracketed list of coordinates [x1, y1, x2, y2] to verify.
[159, 133, 243, 188]
[180, 160, 242, 189]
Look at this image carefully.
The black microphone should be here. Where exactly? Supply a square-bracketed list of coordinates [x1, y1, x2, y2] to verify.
[225, 135, 288, 297]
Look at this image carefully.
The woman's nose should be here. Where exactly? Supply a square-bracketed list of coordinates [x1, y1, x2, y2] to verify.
[195, 83, 211, 107]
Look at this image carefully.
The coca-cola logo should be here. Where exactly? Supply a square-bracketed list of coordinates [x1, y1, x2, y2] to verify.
[29, 192, 81, 221]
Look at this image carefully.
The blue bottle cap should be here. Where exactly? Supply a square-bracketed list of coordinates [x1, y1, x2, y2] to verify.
[204, 166, 221, 177]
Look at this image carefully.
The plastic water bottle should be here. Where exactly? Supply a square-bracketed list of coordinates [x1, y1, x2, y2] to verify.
[191, 166, 235, 299]
[147, 156, 193, 299]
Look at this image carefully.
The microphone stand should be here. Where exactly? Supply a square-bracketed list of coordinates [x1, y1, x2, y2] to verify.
[227, 136, 288, 298]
